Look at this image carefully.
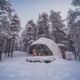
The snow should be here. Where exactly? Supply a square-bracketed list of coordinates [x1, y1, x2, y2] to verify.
[28, 40, 34, 44]
[75, 15, 80, 23]
[0, 51, 80, 80]
[26, 56, 56, 62]
[57, 43, 65, 47]
[65, 51, 75, 60]
[31, 37, 62, 58]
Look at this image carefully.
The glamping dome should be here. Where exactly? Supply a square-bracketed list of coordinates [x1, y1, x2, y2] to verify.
[28, 37, 62, 58]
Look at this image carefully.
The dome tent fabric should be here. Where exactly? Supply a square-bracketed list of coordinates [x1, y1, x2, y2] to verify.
[29, 37, 62, 58]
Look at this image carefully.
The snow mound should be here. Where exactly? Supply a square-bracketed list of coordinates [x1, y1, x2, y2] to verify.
[26, 56, 56, 63]
[75, 15, 80, 23]
[65, 51, 75, 60]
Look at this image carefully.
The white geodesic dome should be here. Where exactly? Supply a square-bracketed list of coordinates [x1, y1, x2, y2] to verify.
[31, 37, 62, 58]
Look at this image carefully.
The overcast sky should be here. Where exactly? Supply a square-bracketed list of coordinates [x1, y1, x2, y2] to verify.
[10, 0, 76, 30]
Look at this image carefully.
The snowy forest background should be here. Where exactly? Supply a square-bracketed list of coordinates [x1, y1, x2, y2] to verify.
[0, 0, 80, 61]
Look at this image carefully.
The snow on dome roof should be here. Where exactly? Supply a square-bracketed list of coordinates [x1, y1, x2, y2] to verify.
[31, 37, 62, 58]
[75, 15, 80, 23]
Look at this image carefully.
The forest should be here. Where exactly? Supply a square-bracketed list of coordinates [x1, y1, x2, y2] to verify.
[0, 0, 80, 61]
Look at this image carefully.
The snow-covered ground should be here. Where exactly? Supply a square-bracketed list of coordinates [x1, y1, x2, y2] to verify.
[65, 51, 75, 60]
[0, 51, 80, 80]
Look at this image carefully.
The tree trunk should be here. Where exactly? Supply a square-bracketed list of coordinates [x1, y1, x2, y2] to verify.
[11, 39, 14, 57]
[8, 38, 11, 57]
[0, 39, 4, 61]
[5, 39, 8, 55]
[75, 51, 77, 60]
[0, 48, 1, 61]
[78, 53, 80, 61]
[77, 51, 80, 61]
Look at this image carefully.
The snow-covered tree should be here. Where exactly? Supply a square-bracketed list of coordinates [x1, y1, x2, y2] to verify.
[10, 13, 21, 57]
[72, 0, 80, 6]
[67, 9, 80, 60]
[67, 0, 80, 60]
[22, 20, 36, 52]
[0, 0, 21, 59]
[0, 0, 13, 36]
[49, 10, 66, 43]
[11, 13, 21, 36]
[67, 34, 74, 52]
[0, 0, 13, 60]
[37, 12, 50, 39]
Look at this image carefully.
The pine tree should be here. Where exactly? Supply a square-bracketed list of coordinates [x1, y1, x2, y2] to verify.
[22, 20, 36, 52]
[37, 12, 50, 39]
[72, 0, 80, 6]
[10, 13, 21, 57]
[72, 0, 80, 60]
[67, 9, 80, 60]
[0, 0, 13, 60]
[67, 34, 74, 52]
[49, 10, 66, 43]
